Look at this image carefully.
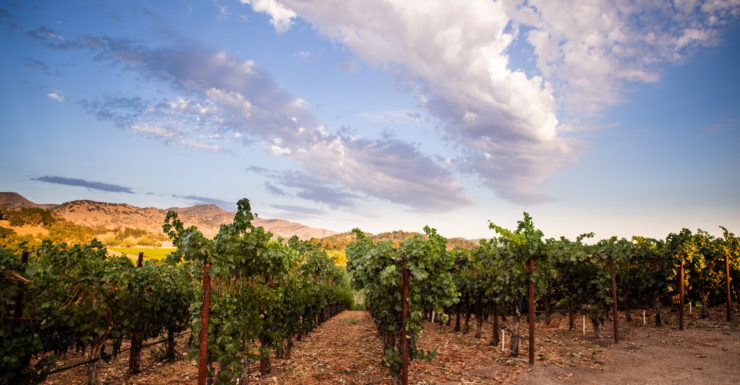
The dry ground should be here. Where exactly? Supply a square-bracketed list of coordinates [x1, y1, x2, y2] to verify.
[42, 306, 740, 384]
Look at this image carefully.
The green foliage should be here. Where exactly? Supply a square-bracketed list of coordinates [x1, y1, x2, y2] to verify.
[482, 212, 548, 309]
[3, 208, 57, 227]
[0, 226, 16, 239]
[346, 226, 457, 378]
[44, 219, 97, 245]
[2, 200, 737, 385]
[1, 247, 53, 385]
[0, 237, 196, 385]
[163, 198, 353, 384]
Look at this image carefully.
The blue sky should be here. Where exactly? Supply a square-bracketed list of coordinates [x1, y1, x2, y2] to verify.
[1, 0, 739, 240]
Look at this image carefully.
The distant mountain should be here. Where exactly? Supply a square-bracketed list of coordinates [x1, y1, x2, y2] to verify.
[0, 193, 335, 240]
[254, 218, 334, 240]
[0, 192, 55, 209]
[319, 229, 478, 250]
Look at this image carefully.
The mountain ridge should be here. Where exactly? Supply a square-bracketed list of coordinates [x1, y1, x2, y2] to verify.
[0, 192, 335, 240]
[0, 192, 56, 209]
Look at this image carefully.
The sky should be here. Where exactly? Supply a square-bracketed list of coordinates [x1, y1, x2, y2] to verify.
[1, 0, 739, 241]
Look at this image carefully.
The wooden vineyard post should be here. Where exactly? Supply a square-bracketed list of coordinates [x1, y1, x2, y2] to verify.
[13, 250, 29, 329]
[129, 252, 145, 374]
[401, 255, 410, 385]
[528, 257, 535, 365]
[679, 260, 685, 331]
[726, 253, 732, 322]
[610, 260, 618, 343]
[198, 257, 211, 385]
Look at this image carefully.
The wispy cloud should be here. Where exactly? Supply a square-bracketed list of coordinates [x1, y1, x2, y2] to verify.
[46, 91, 64, 102]
[361, 110, 426, 125]
[706, 118, 740, 133]
[278, 170, 359, 208]
[24, 58, 55, 76]
[264, 181, 287, 196]
[79, 95, 221, 151]
[270, 204, 325, 215]
[0, 8, 21, 31]
[213, 1, 229, 16]
[74, 34, 471, 212]
[32, 176, 133, 193]
[246, 165, 270, 174]
[290, 137, 472, 211]
[25, 26, 80, 50]
[293, 50, 309, 58]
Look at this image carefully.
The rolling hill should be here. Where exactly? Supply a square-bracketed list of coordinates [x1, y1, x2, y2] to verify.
[0, 192, 335, 240]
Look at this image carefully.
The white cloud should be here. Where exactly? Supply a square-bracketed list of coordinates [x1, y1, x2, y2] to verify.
[46, 91, 64, 102]
[205, 88, 252, 118]
[239, 0, 296, 33]
[249, 0, 565, 204]
[361, 109, 426, 125]
[178, 138, 220, 151]
[82, 36, 471, 211]
[168, 97, 218, 115]
[509, 0, 738, 113]
[267, 138, 291, 155]
[129, 122, 177, 138]
[249, 0, 740, 204]
[291, 135, 471, 211]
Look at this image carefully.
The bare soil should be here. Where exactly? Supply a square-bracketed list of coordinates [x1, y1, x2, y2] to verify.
[518, 308, 740, 385]
[42, 306, 740, 384]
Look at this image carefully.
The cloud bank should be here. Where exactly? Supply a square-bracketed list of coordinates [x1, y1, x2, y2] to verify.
[25, 1, 738, 209]
[75, 34, 470, 211]
[246, 0, 739, 203]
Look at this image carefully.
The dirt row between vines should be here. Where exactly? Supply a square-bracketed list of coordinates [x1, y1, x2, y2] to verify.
[44, 307, 740, 384]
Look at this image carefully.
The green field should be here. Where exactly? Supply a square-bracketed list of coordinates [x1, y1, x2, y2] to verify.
[110, 247, 176, 261]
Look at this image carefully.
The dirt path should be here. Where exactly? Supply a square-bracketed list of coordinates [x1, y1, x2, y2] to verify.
[254, 310, 389, 385]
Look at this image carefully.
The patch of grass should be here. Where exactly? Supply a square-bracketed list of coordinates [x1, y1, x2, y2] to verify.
[325, 249, 347, 266]
[110, 247, 175, 261]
